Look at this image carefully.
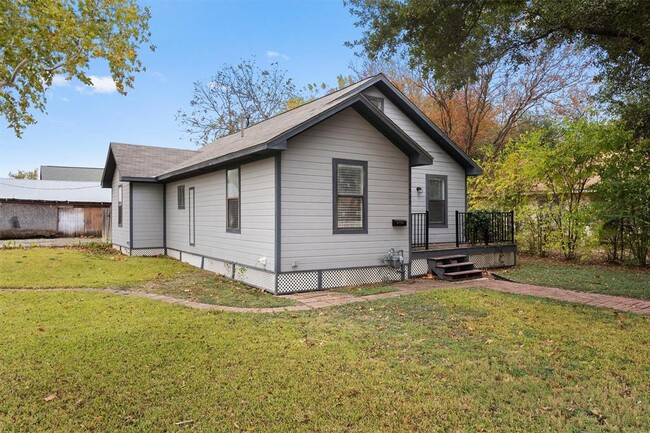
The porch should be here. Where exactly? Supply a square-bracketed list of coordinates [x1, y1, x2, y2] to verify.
[409, 211, 517, 277]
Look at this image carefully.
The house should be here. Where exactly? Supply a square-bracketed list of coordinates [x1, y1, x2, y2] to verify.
[101, 74, 516, 293]
[40, 165, 104, 182]
[0, 178, 111, 239]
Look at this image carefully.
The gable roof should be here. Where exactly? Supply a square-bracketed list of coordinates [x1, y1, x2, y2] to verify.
[40, 165, 103, 182]
[101, 143, 197, 187]
[102, 74, 481, 186]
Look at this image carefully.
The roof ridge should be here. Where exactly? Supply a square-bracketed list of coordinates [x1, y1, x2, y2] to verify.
[197, 74, 381, 151]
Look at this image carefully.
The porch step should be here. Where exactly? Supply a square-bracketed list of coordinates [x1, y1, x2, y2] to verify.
[436, 261, 475, 269]
[427, 255, 484, 281]
[444, 269, 484, 278]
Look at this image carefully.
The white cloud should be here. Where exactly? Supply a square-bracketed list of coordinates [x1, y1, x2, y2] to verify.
[51, 74, 69, 87]
[266, 50, 289, 60]
[61, 96, 70, 102]
[151, 71, 168, 83]
[76, 75, 117, 94]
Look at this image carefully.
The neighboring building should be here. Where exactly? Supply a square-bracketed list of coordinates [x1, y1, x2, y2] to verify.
[0, 179, 110, 239]
[40, 165, 104, 182]
[101, 74, 515, 293]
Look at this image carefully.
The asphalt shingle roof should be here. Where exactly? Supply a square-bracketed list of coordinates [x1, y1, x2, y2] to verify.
[163, 76, 376, 176]
[109, 143, 197, 179]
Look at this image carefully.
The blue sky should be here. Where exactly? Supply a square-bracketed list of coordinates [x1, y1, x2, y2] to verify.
[0, 0, 363, 177]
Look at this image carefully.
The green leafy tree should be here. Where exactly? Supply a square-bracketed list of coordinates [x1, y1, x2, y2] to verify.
[8, 168, 38, 179]
[0, 0, 153, 137]
[595, 137, 650, 265]
[347, 0, 648, 106]
[471, 115, 625, 259]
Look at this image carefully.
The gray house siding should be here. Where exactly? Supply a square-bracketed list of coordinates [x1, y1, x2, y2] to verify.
[111, 168, 130, 250]
[363, 88, 466, 244]
[280, 108, 410, 272]
[131, 183, 164, 251]
[165, 157, 276, 272]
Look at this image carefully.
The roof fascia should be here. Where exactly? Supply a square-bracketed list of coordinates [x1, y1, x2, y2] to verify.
[370, 79, 483, 175]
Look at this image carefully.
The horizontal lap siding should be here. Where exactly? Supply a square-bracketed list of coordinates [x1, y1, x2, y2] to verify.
[363, 88, 466, 244]
[132, 183, 164, 248]
[111, 169, 129, 247]
[165, 158, 275, 270]
[281, 108, 410, 272]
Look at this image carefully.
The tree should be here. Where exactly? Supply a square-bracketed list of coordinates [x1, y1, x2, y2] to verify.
[0, 0, 153, 137]
[347, 0, 648, 104]
[8, 168, 38, 179]
[351, 47, 594, 157]
[177, 58, 298, 145]
[594, 136, 650, 265]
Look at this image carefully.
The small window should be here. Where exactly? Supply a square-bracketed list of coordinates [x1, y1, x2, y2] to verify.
[117, 185, 123, 227]
[333, 159, 367, 233]
[177, 185, 185, 209]
[367, 96, 384, 111]
[226, 168, 240, 232]
[427, 175, 447, 227]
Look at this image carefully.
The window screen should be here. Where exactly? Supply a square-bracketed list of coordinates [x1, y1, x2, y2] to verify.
[226, 168, 240, 231]
[427, 176, 447, 225]
[334, 159, 367, 232]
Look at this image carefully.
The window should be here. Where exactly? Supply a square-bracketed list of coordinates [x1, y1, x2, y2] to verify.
[117, 185, 123, 227]
[188, 187, 195, 246]
[333, 159, 368, 233]
[226, 168, 240, 232]
[427, 175, 447, 227]
[366, 96, 384, 111]
[177, 185, 185, 209]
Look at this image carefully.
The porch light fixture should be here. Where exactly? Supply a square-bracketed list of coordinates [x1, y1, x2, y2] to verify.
[416, 186, 423, 193]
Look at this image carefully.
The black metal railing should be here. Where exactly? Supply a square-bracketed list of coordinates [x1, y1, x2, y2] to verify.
[456, 210, 515, 247]
[411, 211, 429, 249]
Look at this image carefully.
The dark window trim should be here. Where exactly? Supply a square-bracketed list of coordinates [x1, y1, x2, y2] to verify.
[177, 185, 185, 209]
[426, 174, 448, 228]
[333, 158, 368, 234]
[226, 166, 241, 233]
[366, 95, 384, 112]
[117, 184, 123, 227]
[188, 186, 196, 246]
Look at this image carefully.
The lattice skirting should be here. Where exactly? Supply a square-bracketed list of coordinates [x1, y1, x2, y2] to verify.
[111, 245, 164, 257]
[130, 247, 165, 257]
[276, 265, 405, 294]
[410, 259, 429, 277]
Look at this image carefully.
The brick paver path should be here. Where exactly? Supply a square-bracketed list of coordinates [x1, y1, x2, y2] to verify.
[20, 279, 650, 315]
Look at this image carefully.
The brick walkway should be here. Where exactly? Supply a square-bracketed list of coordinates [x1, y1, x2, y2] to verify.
[22, 279, 650, 315]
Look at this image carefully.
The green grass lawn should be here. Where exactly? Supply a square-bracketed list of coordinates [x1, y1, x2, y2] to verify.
[0, 247, 294, 308]
[500, 257, 650, 300]
[1, 289, 648, 432]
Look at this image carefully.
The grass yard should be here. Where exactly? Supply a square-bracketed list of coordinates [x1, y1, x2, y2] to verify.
[1, 289, 648, 432]
[500, 256, 650, 300]
[0, 247, 294, 308]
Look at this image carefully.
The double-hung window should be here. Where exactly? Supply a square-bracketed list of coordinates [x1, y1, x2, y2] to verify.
[117, 185, 123, 227]
[333, 159, 368, 233]
[226, 168, 240, 232]
[427, 175, 447, 227]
